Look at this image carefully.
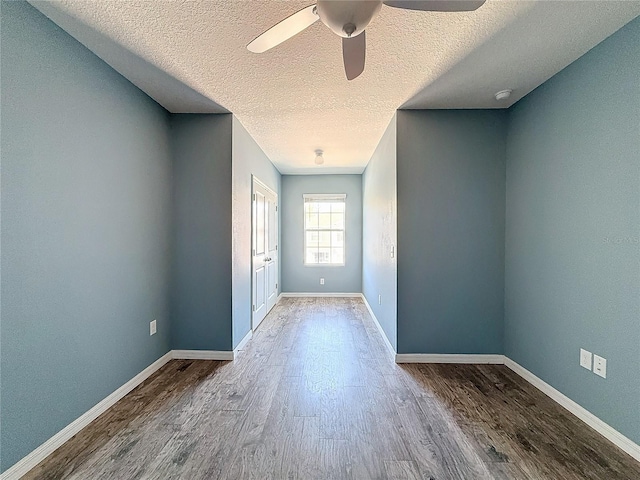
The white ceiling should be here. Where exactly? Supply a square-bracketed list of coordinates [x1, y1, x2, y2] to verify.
[31, 1, 640, 174]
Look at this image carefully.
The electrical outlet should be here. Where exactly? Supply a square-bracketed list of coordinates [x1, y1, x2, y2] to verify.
[378, 294, 382, 305]
[580, 348, 592, 370]
[150, 320, 157, 336]
[593, 354, 606, 378]
[320, 278, 325, 285]
[390, 245, 395, 259]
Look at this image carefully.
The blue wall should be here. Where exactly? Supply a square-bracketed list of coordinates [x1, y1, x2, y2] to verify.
[362, 116, 398, 350]
[232, 117, 281, 347]
[281, 175, 362, 294]
[505, 16, 640, 444]
[0, 1, 173, 471]
[170, 115, 282, 352]
[396, 110, 506, 355]
[170, 114, 234, 351]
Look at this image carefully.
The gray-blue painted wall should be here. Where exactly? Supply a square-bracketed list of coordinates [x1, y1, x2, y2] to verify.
[362, 116, 398, 349]
[170, 115, 282, 352]
[1, 1, 173, 471]
[396, 110, 506, 355]
[170, 114, 234, 351]
[505, 16, 640, 444]
[281, 175, 362, 294]
[232, 117, 281, 347]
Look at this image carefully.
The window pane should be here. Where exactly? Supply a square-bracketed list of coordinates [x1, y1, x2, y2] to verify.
[318, 248, 331, 263]
[318, 231, 331, 247]
[304, 199, 346, 265]
[319, 213, 331, 229]
[331, 231, 344, 248]
[306, 248, 318, 264]
[330, 212, 344, 229]
[332, 202, 345, 213]
[306, 231, 319, 248]
[305, 212, 318, 229]
[305, 202, 319, 213]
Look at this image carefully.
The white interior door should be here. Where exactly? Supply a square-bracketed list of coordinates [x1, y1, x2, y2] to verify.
[265, 192, 278, 313]
[252, 178, 278, 330]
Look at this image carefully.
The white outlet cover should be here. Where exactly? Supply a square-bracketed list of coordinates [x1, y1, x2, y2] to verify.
[320, 278, 324, 285]
[580, 348, 592, 370]
[378, 294, 382, 305]
[593, 354, 606, 378]
[150, 319, 157, 336]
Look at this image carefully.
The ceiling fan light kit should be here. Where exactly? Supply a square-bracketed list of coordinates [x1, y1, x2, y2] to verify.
[316, 1, 382, 38]
[247, 0, 486, 81]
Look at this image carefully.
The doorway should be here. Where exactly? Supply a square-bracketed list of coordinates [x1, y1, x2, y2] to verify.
[252, 176, 278, 330]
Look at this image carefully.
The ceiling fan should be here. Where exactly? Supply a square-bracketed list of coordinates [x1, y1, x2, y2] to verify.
[247, 1, 485, 80]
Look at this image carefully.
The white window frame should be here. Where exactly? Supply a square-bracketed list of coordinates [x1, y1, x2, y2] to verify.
[303, 194, 346, 267]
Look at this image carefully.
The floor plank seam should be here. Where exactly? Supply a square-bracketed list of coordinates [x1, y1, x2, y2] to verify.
[11, 298, 640, 480]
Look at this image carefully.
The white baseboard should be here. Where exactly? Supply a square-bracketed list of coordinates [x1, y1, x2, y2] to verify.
[503, 357, 640, 462]
[360, 293, 397, 358]
[387, 350, 639, 461]
[4, 347, 638, 479]
[395, 353, 505, 364]
[233, 330, 252, 354]
[0, 351, 173, 480]
[280, 292, 362, 298]
[171, 350, 234, 361]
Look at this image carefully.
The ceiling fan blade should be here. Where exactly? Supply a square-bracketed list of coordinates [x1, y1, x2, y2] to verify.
[383, 0, 485, 12]
[247, 4, 319, 53]
[342, 32, 366, 81]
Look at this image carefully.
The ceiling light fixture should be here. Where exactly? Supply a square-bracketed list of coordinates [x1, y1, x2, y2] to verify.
[495, 89, 512, 101]
[314, 149, 324, 165]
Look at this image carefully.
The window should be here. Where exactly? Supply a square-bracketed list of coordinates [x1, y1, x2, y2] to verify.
[304, 194, 346, 265]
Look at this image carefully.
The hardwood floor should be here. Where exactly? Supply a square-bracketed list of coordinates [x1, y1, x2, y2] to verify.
[26, 298, 640, 479]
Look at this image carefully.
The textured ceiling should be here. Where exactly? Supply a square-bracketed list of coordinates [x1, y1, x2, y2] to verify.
[31, 1, 640, 174]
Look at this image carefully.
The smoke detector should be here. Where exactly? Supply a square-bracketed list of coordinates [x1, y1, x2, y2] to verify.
[495, 89, 512, 101]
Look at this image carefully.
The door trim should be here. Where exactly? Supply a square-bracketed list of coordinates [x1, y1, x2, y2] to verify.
[252, 176, 277, 198]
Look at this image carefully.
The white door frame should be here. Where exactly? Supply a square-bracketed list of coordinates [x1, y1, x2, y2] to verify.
[251, 176, 278, 331]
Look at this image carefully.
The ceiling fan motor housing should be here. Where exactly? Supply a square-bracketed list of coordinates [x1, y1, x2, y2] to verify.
[316, 0, 383, 38]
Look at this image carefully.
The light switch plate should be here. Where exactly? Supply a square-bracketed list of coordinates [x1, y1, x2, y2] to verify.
[150, 319, 157, 336]
[579, 348, 592, 370]
[593, 354, 606, 378]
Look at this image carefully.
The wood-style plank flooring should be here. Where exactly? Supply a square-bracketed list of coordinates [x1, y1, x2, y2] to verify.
[26, 298, 640, 479]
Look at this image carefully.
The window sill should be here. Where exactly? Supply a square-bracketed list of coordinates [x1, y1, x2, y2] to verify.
[303, 263, 345, 267]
